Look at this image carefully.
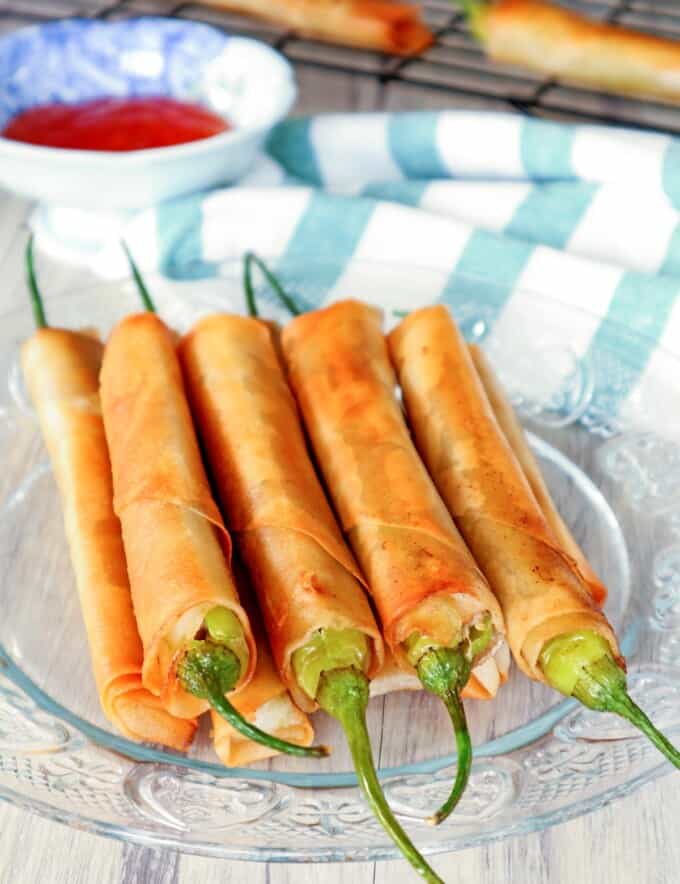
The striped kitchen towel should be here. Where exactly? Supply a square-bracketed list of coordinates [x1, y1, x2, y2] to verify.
[46, 110, 680, 434]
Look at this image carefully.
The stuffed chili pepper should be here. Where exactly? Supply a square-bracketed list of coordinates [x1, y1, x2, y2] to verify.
[20, 240, 195, 749]
[99, 296, 325, 759]
[469, 343, 607, 608]
[389, 305, 680, 775]
[461, 0, 680, 103]
[179, 313, 445, 883]
[281, 300, 509, 823]
[212, 560, 315, 766]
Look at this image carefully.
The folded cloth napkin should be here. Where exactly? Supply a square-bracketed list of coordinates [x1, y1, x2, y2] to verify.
[34, 111, 680, 434]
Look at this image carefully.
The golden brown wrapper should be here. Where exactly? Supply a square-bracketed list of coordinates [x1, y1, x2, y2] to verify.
[478, 0, 680, 103]
[389, 306, 619, 680]
[21, 328, 195, 749]
[281, 301, 506, 697]
[179, 314, 384, 712]
[200, 0, 432, 56]
[469, 343, 608, 608]
[100, 313, 256, 718]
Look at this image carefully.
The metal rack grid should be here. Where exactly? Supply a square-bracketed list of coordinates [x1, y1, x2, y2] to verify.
[3, 0, 680, 133]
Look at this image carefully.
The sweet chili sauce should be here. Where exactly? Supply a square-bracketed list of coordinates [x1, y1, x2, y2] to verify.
[1, 96, 230, 151]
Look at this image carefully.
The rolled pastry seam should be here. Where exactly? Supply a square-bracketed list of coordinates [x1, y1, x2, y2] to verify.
[281, 300, 507, 696]
[21, 328, 196, 749]
[388, 306, 619, 681]
[179, 314, 384, 713]
[200, 0, 433, 56]
[100, 313, 256, 718]
[468, 343, 607, 607]
[476, 0, 680, 103]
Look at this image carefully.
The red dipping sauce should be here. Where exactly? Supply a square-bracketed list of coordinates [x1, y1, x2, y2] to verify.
[1, 96, 230, 151]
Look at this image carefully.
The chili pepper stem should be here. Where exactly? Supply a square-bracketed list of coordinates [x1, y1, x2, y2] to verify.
[318, 667, 443, 884]
[243, 252, 302, 317]
[429, 689, 472, 825]
[207, 684, 329, 758]
[243, 252, 259, 317]
[415, 647, 473, 825]
[178, 640, 329, 758]
[573, 655, 680, 770]
[26, 235, 48, 329]
[447, 0, 488, 41]
[121, 239, 156, 314]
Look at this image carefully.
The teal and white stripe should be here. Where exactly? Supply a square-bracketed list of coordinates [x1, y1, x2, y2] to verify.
[119, 110, 680, 428]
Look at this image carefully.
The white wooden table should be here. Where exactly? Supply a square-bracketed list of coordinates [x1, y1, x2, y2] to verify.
[0, 20, 679, 884]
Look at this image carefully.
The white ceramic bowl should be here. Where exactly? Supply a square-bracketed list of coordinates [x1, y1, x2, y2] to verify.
[0, 17, 296, 210]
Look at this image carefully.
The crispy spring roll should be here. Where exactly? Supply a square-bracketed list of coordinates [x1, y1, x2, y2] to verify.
[21, 327, 196, 749]
[469, 343, 608, 608]
[100, 312, 257, 720]
[389, 307, 618, 678]
[212, 564, 314, 766]
[281, 302, 506, 684]
[281, 300, 508, 822]
[179, 314, 384, 711]
[201, 0, 433, 56]
[469, 0, 680, 103]
[389, 306, 680, 773]
[180, 314, 442, 880]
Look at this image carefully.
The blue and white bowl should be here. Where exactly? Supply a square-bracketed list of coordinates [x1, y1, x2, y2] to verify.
[0, 17, 296, 209]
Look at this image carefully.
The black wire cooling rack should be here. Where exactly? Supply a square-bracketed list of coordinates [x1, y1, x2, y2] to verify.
[3, 0, 680, 134]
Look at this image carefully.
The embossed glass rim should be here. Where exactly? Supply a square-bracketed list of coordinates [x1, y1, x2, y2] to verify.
[0, 755, 674, 863]
[1, 261, 679, 861]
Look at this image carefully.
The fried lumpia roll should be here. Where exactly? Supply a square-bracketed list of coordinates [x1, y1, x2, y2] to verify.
[179, 314, 384, 712]
[282, 300, 508, 822]
[389, 307, 680, 777]
[282, 302, 506, 686]
[100, 312, 256, 720]
[21, 328, 196, 749]
[180, 315, 444, 879]
[201, 0, 433, 56]
[212, 565, 314, 766]
[468, 343, 608, 608]
[389, 306, 618, 679]
[470, 0, 680, 103]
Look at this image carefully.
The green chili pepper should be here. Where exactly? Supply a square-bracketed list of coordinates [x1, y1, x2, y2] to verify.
[176, 611, 328, 759]
[540, 631, 680, 768]
[404, 614, 495, 825]
[293, 628, 443, 884]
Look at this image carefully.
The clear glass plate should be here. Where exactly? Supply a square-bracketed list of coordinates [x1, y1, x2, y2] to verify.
[1, 259, 679, 863]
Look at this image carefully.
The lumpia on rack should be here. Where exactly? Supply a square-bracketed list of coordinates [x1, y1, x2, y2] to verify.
[281, 299, 509, 822]
[462, 0, 680, 103]
[99, 288, 325, 759]
[389, 305, 680, 778]
[200, 0, 432, 56]
[180, 313, 442, 883]
[20, 241, 195, 749]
